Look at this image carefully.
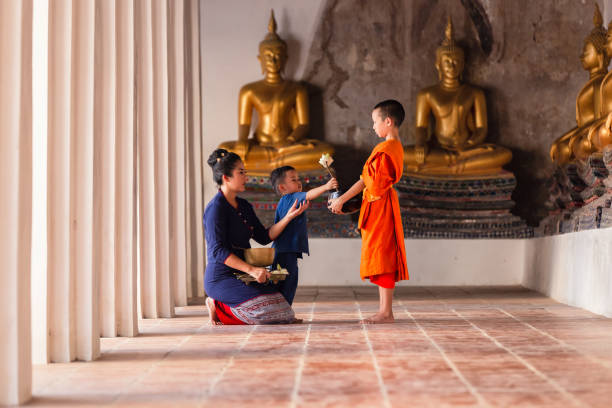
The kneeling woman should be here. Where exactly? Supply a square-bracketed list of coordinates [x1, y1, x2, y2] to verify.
[204, 149, 308, 325]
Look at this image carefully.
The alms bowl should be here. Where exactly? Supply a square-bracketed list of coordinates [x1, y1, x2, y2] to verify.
[244, 247, 275, 266]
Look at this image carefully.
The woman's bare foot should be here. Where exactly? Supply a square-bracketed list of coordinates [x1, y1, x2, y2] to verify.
[205, 297, 222, 326]
[360, 313, 394, 324]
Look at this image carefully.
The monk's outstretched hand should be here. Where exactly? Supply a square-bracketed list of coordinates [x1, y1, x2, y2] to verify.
[328, 197, 344, 214]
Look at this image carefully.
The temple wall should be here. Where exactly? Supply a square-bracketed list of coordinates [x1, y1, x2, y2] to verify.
[200, 0, 612, 224]
[523, 229, 612, 318]
[301, 0, 604, 225]
[298, 238, 525, 287]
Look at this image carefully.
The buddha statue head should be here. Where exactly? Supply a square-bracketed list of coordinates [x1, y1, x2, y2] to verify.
[258, 10, 288, 77]
[580, 4, 609, 74]
[435, 16, 465, 82]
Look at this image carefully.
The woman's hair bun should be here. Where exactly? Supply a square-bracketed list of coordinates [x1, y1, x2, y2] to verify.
[207, 148, 242, 186]
[207, 149, 228, 168]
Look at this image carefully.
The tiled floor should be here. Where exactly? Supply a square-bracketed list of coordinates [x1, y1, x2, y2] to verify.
[30, 286, 612, 407]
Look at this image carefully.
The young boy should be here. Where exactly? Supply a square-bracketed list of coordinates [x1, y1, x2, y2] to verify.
[328, 99, 408, 324]
[270, 167, 338, 305]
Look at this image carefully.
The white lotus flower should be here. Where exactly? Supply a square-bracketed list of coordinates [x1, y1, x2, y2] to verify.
[318, 153, 334, 168]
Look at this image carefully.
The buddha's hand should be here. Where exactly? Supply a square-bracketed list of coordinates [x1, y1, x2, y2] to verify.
[325, 177, 339, 191]
[284, 199, 309, 221]
[591, 112, 612, 148]
[415, 146, 426, 165]
[328, 197, 344, 214]
[248, 266, 270, 284]
[604, 112, 612, 135]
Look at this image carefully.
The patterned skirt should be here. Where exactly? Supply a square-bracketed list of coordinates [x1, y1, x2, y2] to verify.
[215, 293, 295, 325]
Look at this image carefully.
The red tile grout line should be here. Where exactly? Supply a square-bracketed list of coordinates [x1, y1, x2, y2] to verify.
[450, 308, 585, 408]
[355, 299, 392, 408]
[496, 307, 612, 372]
[197, 325, 257, 407]
[399, 301, 491, 408]
[110, 318, 207, 406]
[289, 299, 316, 408]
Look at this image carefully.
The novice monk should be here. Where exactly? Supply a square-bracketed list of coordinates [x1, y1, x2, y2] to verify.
[270, 166, 338, 305]
[329, 99, 408, 324]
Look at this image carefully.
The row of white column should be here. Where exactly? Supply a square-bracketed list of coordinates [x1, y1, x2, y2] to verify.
[1, 0, 205, 404]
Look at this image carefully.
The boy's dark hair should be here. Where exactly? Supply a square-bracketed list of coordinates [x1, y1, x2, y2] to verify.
[373, 99, 405, 127]
[270, 166, 295, 195]
[207, 148, 242, 185]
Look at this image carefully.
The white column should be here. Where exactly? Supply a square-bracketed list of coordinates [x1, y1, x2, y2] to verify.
[94, 0, 117, 338]
[186, 0, 205, 297]
[31, 0, 50, 365]
[168, 0, 188, 306]
[0, 0, 33, 404]
[185, 149, 194, 298]
[136, 0, 159, 318]
[152, 0, 175, 317]
[71, 0, 99, 361]
[47, 0, 74, 363]
[115, 0, 138, 337]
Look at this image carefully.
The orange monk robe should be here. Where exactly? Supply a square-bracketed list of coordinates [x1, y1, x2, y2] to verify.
[358, 139, 408, 282]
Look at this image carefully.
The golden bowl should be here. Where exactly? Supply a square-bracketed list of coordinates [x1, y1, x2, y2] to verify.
[244, 248, 275, 266]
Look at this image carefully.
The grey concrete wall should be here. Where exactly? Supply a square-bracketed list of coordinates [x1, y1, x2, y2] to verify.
[303, 0, 601, 225]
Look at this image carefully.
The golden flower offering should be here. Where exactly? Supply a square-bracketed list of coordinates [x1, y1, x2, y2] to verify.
[318, 153, 334, 168]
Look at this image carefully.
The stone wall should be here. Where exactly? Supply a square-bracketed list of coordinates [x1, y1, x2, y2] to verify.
[302, 0, 600, 225]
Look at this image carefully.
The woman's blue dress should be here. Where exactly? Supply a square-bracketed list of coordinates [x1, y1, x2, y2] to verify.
[203, 190, 279, 307]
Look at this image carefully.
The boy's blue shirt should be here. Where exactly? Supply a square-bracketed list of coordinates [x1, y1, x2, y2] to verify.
[272, 191, 309, 255]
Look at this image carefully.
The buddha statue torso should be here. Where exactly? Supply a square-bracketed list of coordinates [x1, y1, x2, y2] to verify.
[419, 83, 483, 150]
[404, 17, 511, 176]
[577, 76, 604, 126]
[569, 14, 612, 160]
[566, 72, 608, 160]
[239, 79, 306, 147]
[218, 11, 333, 176]
[588, 72, 612, 151]
[551, 4, 609, 165]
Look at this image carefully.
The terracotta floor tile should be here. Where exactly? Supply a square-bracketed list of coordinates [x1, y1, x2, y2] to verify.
[477, 391, 572, 408]
[388, 391, 479, 408]
[30, 286, 612, 407]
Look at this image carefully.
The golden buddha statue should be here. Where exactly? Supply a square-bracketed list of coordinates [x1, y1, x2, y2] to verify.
[571, 16, 612, 160]
[218, 10, 333, 176]
[550, 4, 608, 165]
[404, 17, 511, 176]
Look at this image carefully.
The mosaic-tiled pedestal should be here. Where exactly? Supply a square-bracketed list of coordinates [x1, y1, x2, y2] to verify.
[397, 171, 533, 238]
[242, 168, 359, 238]
[538, 147, 612, 235]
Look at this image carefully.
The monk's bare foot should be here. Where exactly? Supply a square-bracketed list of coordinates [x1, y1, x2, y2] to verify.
[291, 318, 303, 324]
[360, 313, 394, 324]
[205, 297, 222, 326]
